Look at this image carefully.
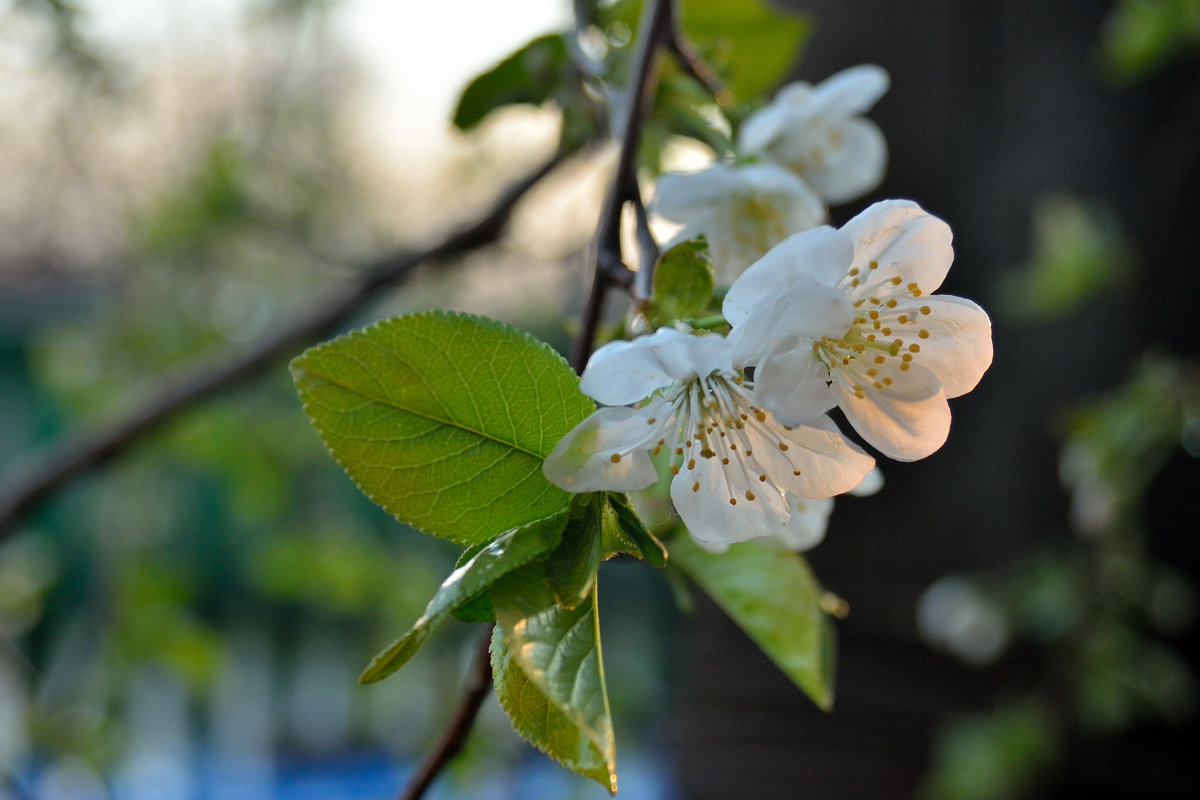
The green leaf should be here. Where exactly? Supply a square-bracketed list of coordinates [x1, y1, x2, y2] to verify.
[671, 536, 835, 709]
[492, 565, 617, 790]
[453, 33, 571, 130]
[651, 237, 715, 324]
[358, 510, 569, 684]
[679, 0, 809, 101]
[491, 628, 615, 791]
[291, 311, 594, 546]
[604, 493, 667, 567]
[548, 495, 603, 609]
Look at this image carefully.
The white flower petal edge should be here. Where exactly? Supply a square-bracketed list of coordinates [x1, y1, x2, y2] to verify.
[652, 162, 826, 285]
[723, 200, 993, 461]
[543, 329, 875, 547]
[738, 64, 890, 205]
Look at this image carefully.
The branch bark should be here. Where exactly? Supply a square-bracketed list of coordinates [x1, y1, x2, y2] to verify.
[571, 0, 676, 372]
[0, 149, 571, 543]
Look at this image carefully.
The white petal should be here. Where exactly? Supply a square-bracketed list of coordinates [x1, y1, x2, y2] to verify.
[543, 404, 672, 492]
[737, 103, 792, 156]
[723, 226, 853, 327]
[754, 344, 837, 425]
[906, 295, 993, 398]
[727, 277, 853, 366]
[834, 362, 951, 461]
[770, 414, 877, 498]
[775, 495, 835, 550]
[671, 446, 791, 547]
[805, 118, 887, 204]
[848, 467, 885, 496]
[840, 200, 954, 295]
[810, 64, 890, 116]
[580, 328, 731, 406]
[652, 165, 742, 220]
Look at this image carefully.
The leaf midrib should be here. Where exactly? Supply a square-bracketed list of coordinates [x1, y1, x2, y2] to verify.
[305, 365, 549, 461]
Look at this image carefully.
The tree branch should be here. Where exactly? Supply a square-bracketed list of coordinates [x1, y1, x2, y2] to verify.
[571, 0, 676, 372]
[0, 148, 573, 543]
[396, 626, 495, 800]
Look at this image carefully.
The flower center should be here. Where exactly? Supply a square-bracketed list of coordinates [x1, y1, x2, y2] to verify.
[653, 372, 798, 507]
[810, 263, 933, 398]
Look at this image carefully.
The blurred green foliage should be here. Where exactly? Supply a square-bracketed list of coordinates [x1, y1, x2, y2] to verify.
[1101, 0, 1200, 84]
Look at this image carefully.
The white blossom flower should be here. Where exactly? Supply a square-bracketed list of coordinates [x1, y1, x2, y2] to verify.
[724, 200, 993, 462]
[738, 64, 889, 205]
[652, 162, 826, 284]
[543, 328, 875, 549]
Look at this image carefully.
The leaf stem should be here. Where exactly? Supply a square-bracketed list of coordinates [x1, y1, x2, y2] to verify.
[0, 148, 575, 543]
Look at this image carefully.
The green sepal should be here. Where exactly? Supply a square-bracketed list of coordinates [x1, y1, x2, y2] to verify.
[491, 628, 616, 792]
[357, 510, 568, 684]
[603, 493, 667, 567]
[650, 237, 715, 326]
[671, 535, 836, 709]
[492, 563, 617, 790]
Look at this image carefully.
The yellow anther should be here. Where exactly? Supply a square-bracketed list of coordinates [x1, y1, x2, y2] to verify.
[920, 305, 932, 315]
[886, 299, 898, 308]
[875, 355, 886, 364]
[869, 260, 879, 270]
[873, 381, 884, 389]
[729, 498, 737, 506]
[793, 469, 803, 476]
[722, 457, 730, 465]
[867, 334, 877, 342]
[898, 314, 908, 323]
[902, 353, 913, 362]
[867, 368, 878, 377]
[882, 377, 893, 386]
[669, 465, 680, 475]
[610, 453, 621, 463]
[759, 474, 767, 482]
[693, 482, 700, 492]
[851, 278, 860, 287]
[849, 267, 860, 276]
[919, 329, 930, 339]
[745, 490, 756, 501]
[869, 310, 879, 320]
[900, 363, 911, 371]
[646, 417, 656, 424]
[687, 458, 696, 470]
[890, 276, 903, 285]
[909, 343, 921, 353]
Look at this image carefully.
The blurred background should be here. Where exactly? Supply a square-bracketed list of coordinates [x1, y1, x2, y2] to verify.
[0, 0, 1198, 799]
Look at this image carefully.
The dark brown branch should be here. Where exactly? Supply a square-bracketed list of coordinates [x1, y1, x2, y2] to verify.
[571, 0, 677, 372]
[666, 28, 730, 107]
[396, 626, 495, 800]
[0, 149, 572, 542]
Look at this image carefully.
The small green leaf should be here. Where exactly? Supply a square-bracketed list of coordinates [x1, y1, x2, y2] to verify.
[454, 33, 571, 130]
[291, 312, 594, 546]
[671, 535, 836, 709]
[680, 0, 809, 101]
[548, 495, 603, 609]
[650, 237, 715, 325]
[491, 628, 615, 791]
[358, 510, 568, 684]
[604, 493, 667, 567]
[492, 564, 617, 789]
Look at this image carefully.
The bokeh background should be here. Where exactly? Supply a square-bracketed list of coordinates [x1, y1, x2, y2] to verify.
[1, 1, 1197, 799]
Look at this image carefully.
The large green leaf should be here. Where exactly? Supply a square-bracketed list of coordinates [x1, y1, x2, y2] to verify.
[291, 312, 594, 546]
[680, 0, 809, 101]
[453, 33, 571, 131]
[490, 628, 615, 791]
[547, 495, 603, 610]
[358, 510, 569, 684]
[492, 565, 616, 790]
[671, 536, 836, 709]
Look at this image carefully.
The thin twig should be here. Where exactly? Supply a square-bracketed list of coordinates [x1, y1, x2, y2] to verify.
[666, 29, 730, 107]
[571, 0, 677, 371]
[396, 626, 495, 800]
[0, 148, 573, 542]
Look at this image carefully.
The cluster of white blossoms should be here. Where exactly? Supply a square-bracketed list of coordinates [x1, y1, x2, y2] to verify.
[544, 66, 992, 552]
[652, 65, 890, 284]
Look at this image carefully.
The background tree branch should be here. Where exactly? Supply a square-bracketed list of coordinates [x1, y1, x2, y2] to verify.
[0, 147, 573, 543]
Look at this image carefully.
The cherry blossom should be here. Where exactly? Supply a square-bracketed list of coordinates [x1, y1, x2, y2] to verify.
[543, 328, 875, 549]
[738, 64, 889, 205]
[724, 200, 993, 461]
